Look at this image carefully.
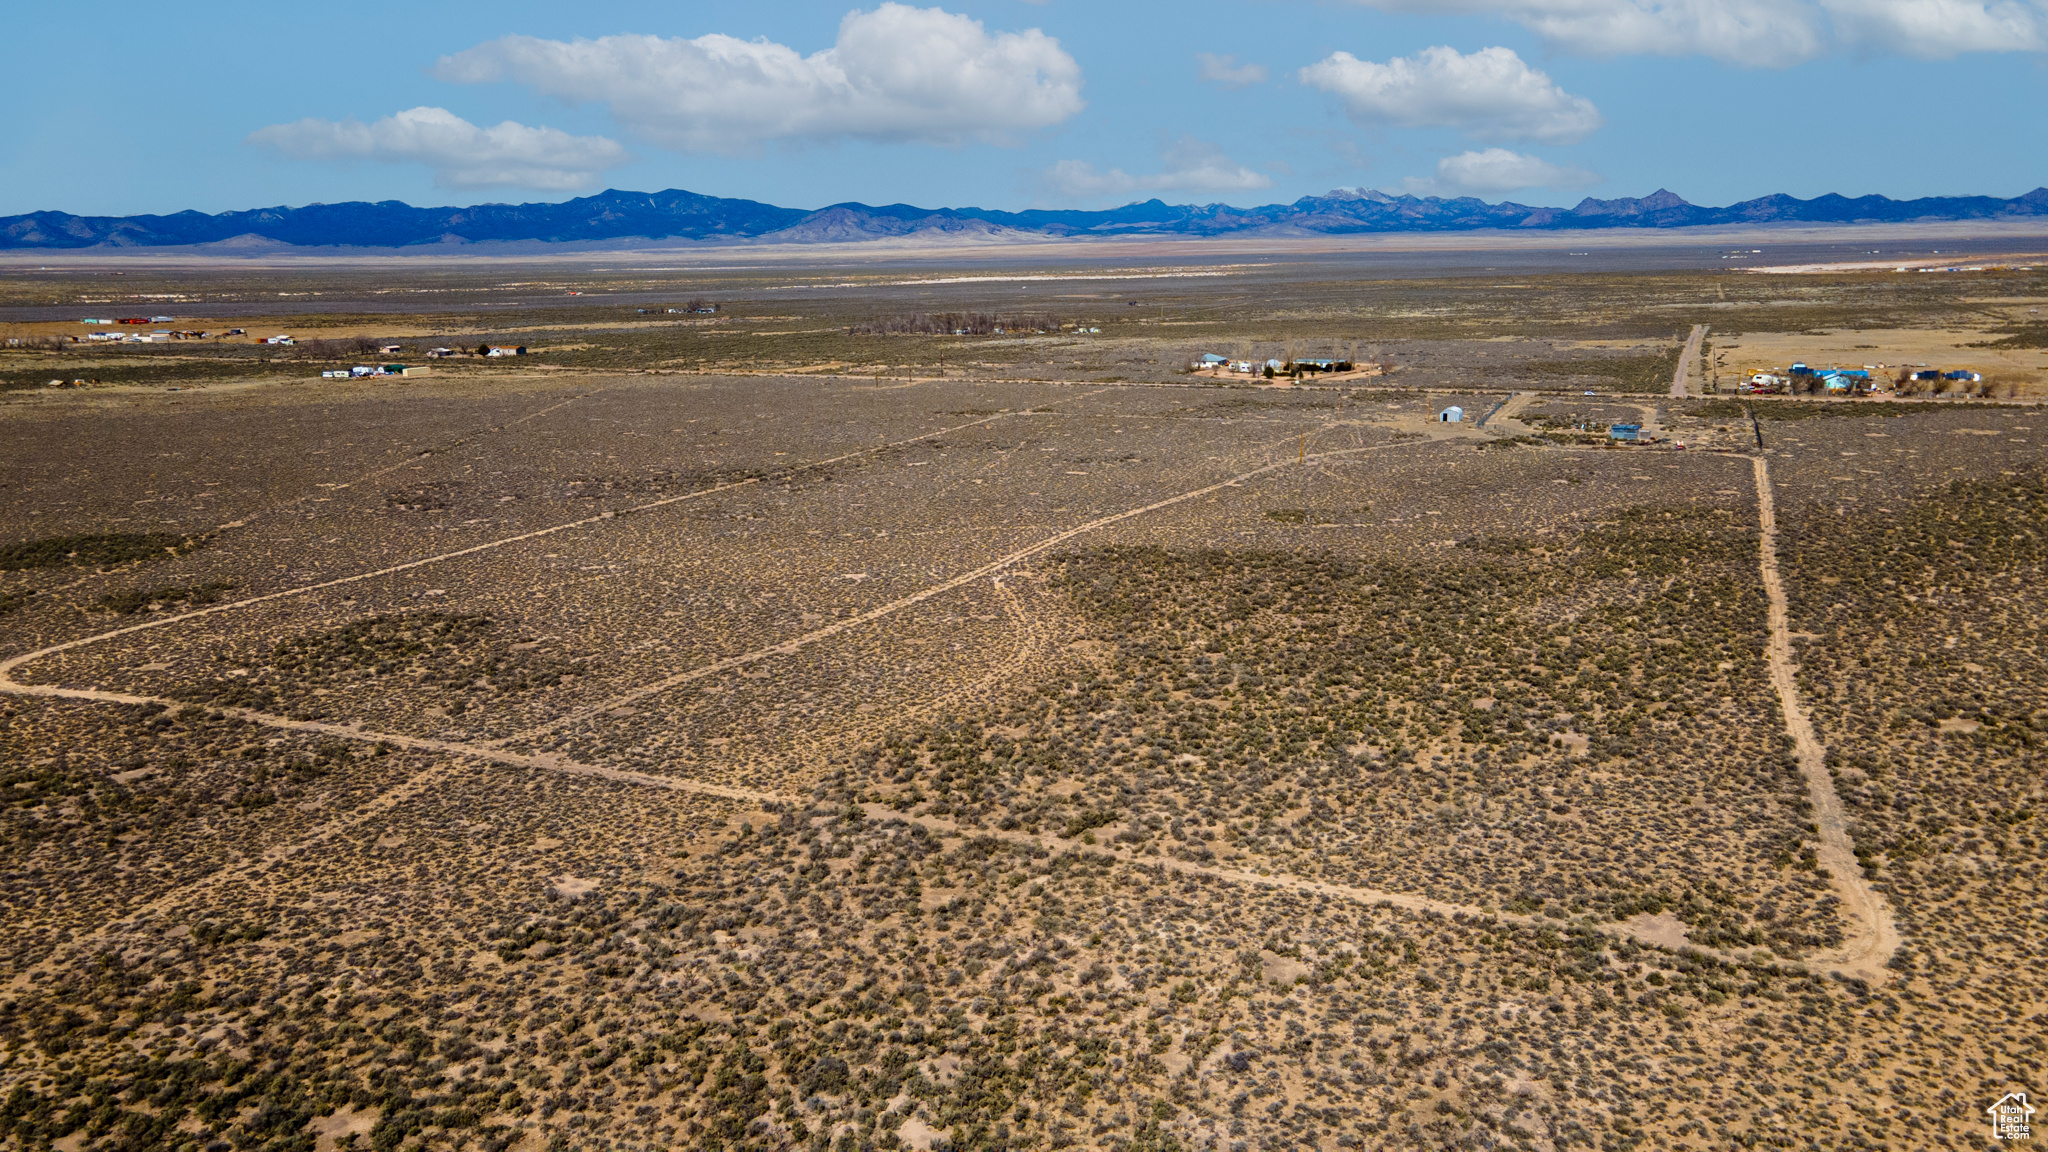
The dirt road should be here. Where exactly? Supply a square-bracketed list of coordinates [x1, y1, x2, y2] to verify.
[0, 407, 1028, 692]
[1750, 454, 1900, 982]
[503, 436, 1418, 744]
[0, 418, 1898, 985]
[1672, 324, 1708, 398]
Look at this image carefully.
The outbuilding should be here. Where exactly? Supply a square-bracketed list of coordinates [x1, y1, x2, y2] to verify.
[1439, 406, 1464, 423]
[1610, 423, 1642, 442]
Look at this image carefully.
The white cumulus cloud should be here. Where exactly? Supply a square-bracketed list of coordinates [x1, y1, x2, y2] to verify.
[1819, 0, 2046, 56]
[1196, 52, 1269, 88]
[1344, 0, 2045, 65]
[246, 107, 631, 191]
[1426, 148, 1602, 195]
[1043, 137, 1275, 199]
[1343, 1, 1827, 66]
[1300, 45, 1603, 144]
[434, 3, 1085, 153]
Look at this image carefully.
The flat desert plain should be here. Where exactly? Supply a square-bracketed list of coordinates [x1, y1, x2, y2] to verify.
[0, 252, 2044, 1152]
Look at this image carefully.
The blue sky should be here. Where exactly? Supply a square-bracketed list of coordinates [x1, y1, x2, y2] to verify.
[5, 0, 2046, 217]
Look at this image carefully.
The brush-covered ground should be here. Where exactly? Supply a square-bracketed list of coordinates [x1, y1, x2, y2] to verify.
[0, 726, 1960, 1152]
[2, 274, 2045, 1152]
[816, 511, 1843, 957]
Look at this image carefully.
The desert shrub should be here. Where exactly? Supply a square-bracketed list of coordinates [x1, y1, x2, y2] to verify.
[1521, 347, 1682, 393]
[0, 532, 204, 571]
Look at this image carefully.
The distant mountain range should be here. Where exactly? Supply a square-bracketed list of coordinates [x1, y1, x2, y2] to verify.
[5, 186, 2046, 250]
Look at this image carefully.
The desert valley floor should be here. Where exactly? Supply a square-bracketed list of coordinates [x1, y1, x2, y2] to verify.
[0, 255, 2044, 1152]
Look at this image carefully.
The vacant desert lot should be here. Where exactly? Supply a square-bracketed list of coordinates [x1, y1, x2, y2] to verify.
[1, 257, 2044, 1152]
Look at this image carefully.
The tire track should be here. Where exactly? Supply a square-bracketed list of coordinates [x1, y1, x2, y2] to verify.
[0, 409, 1025, 687]
[29, 391, 595, 600]
[694, 572, 1063, 789]
[1749, 454, 1900, 982]
[498, 439, 1410, 746]
[1, 679, 1753, 989]
[4, 432, 1897, 992]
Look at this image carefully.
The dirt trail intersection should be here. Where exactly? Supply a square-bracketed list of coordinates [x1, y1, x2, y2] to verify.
[0, 382, 1897, 985]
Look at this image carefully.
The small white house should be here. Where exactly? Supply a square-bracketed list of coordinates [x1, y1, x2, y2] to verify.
[486, 345, 527, 357]
[1439, 406, 1464, 423]
[322, 369, 351, 379]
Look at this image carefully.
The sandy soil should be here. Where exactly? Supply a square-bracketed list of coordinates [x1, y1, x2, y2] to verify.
[310, 1107, 379, 1152]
